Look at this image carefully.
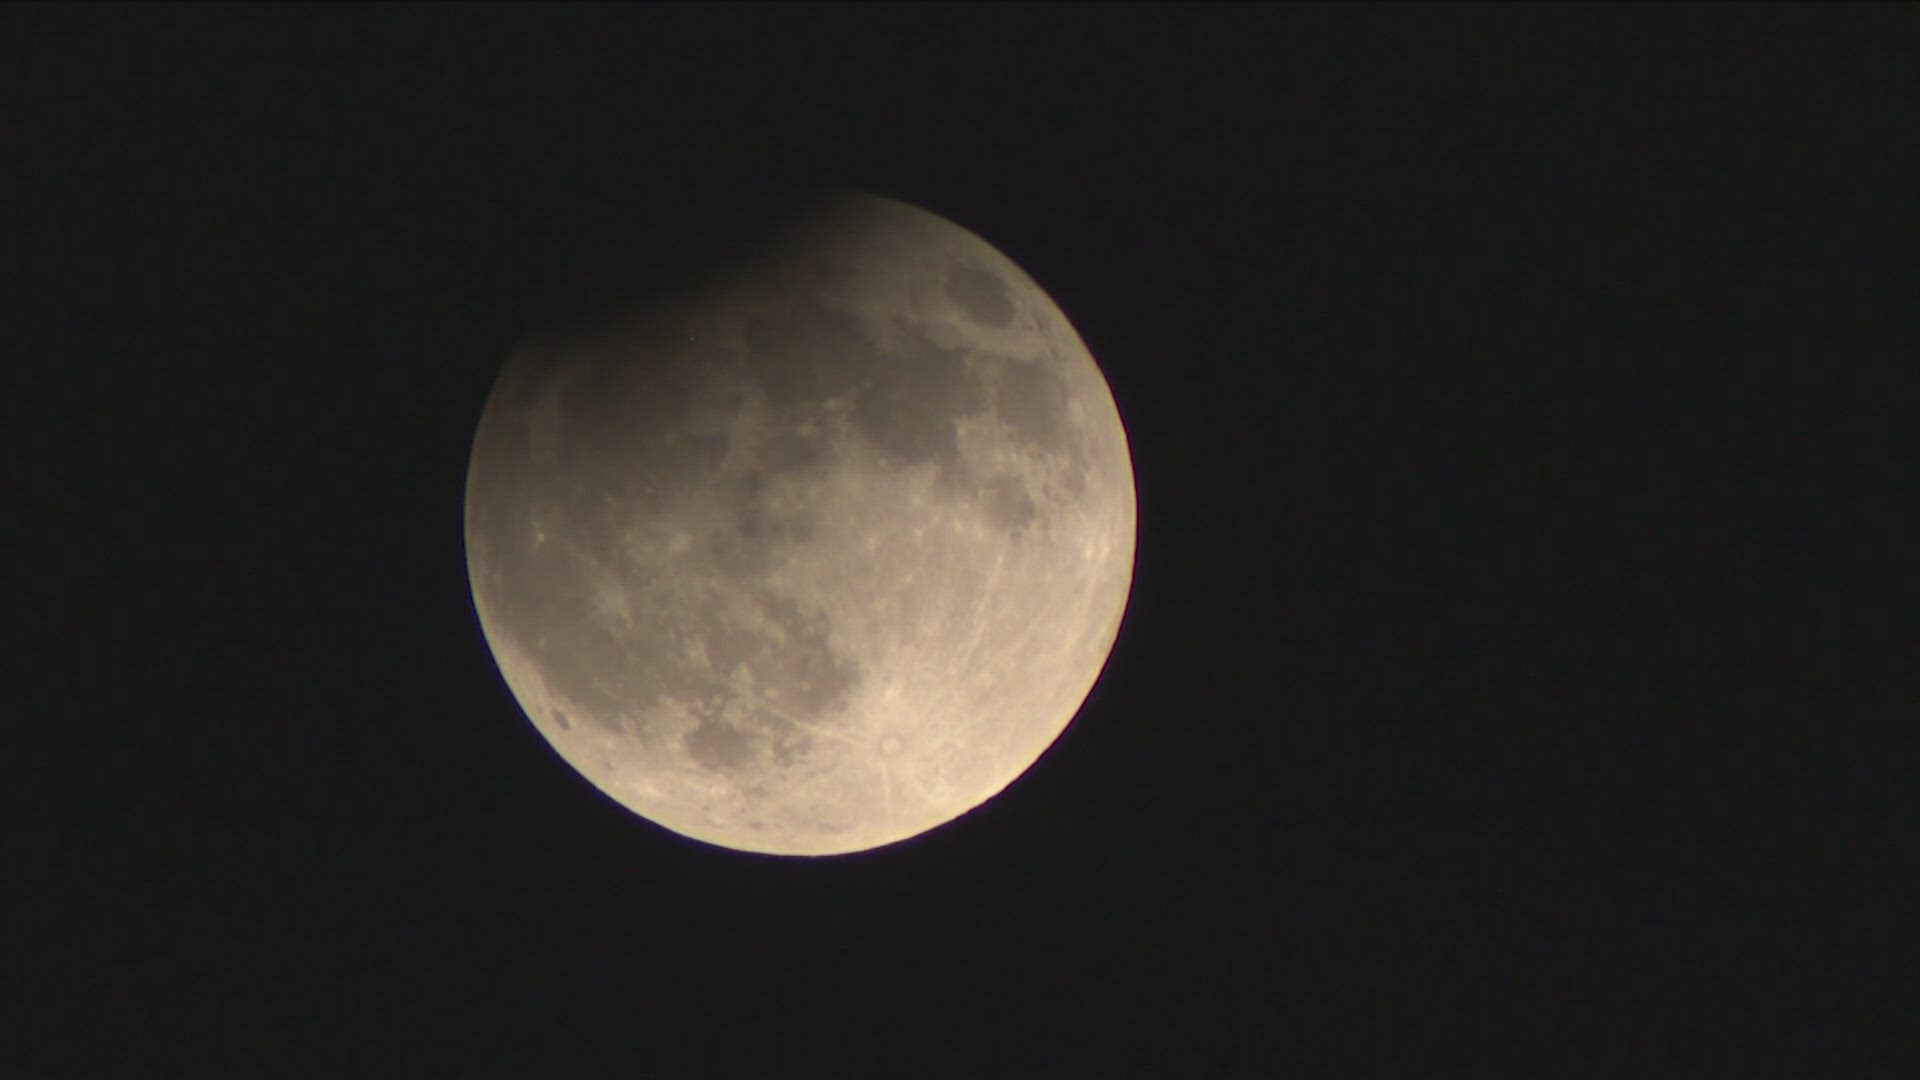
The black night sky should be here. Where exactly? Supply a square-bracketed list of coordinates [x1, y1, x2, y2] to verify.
[19, 5, 1913, 1075]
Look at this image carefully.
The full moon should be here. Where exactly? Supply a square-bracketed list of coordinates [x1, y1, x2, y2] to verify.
[464, 191, 1135, 855]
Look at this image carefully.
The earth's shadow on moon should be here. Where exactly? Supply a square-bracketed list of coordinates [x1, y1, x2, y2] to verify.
[519, 184, 846, 339]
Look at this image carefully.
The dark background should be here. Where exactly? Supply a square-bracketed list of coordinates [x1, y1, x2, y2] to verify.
[15, 4, 1913, 1075]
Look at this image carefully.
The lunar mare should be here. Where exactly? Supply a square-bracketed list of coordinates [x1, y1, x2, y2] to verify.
[465, 191, 1134, 855]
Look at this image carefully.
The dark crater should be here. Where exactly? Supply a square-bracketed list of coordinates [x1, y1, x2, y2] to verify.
[746, 301, 873, 411]
[981, 472, 1038, 533]
[947, 264, 1015, 327]
[992, 358, 1068, 448]
[684, 719, 753, 772]
[746, 297, 986, 474]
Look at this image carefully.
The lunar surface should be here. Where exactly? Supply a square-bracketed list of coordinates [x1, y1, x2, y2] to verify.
[464, 191, 1135, 855]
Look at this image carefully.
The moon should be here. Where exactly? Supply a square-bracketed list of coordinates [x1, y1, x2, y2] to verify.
[464, 191, 1135, 855]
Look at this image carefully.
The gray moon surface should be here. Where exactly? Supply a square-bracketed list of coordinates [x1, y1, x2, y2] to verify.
[464, 191, 1135, 855]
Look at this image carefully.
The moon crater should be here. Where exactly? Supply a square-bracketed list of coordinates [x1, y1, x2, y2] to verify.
[947, 264, 1016, 327]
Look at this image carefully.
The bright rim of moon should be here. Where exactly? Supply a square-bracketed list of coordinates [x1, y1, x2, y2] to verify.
[464, 191, 1135, 855]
